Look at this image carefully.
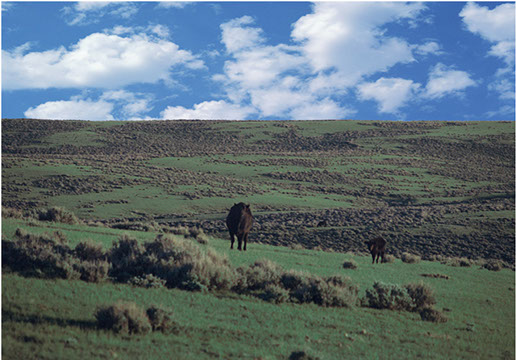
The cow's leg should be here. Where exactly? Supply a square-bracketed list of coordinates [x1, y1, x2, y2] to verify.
[243, 233, 248, 251]
[237, 234, 243, 251]
[380, 251, 385, 264]
[230, 232, 235, 249]
[371, 253, 375, 264]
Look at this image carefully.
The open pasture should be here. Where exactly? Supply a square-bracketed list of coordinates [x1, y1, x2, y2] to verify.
[2, 119, 515, 359]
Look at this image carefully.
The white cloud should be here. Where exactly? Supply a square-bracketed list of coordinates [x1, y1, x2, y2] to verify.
[220, 16, 266, 54]
[357, 78, 421, 114]
[414, 41, 443, 56]
[488, 78, 514, 100]
[63, 2, 139, 26]
[460, 2, 515, 44]
[289, 98, 356, 120]
[161, 100, 255, 120]
[215, 15, 357, 119]
[24, 90, 156, 120]
[460, 2, 515, 65]
[460, 3, 515, 103]
[25, 98, 114, 121]
[157, 2, 193, 9]
[100, 90, 153, 118]
[291, 2, 426, 90]
[424, 63, 477, 99]
[2, 30, 204, 90]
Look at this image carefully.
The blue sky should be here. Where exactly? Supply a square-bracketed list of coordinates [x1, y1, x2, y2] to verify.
[2, 1, 515, 121]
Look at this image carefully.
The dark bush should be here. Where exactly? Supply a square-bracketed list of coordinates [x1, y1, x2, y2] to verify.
[420, 307, 448, 323]
[4, 228, 79, 279]
[146, 306, 174, 333]
[289, 351, 317, 360]
[76, 260, 110, 283]
[342, 260, 358, 269]
[129, 274, 166, 288]
[259, 284, 290, 304]
[483, 259, 504, 271]
[75, 240, 105, 261]
[95, 302, 151, 335]
[38, 207, 79, 225]
[108, 235, 146, 283]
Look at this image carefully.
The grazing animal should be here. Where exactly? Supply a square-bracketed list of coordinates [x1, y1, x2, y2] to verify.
[226, 203, 254, 251]
[365, 237, 387, 264]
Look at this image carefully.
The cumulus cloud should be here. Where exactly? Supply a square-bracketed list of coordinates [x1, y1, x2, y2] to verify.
[24, 90, 158, 121]
[291, 2, 426, 90]
[460, 2, 515, 101]
[460, 2, 515, 64]
[25, 98, 114, 121]
[424, 63, 477, 99]
[214, 15, 357, 119]
[2, 29, 204, 90]
[161, 100, 255, 120]
[62, 2, 139, 26]
[357, 78, 421, 114]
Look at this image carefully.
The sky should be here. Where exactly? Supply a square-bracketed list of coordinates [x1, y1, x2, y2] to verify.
[1, 1, 515, 121]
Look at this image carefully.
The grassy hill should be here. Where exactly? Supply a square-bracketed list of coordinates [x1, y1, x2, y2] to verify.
[1, 118, 515, 359]
[2, 119, 514, 261]
[2, 216, 514, 360]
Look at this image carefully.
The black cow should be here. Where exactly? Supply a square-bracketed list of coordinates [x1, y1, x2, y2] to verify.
[365, 237, 387, 264]
[226, 203, 254, 251]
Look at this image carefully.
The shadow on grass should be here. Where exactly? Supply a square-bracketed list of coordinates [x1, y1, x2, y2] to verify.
[2, 309, 97, 330]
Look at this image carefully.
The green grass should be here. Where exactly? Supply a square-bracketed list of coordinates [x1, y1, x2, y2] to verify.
[41, 130, 106, 147]
[2, 218, 514, 360]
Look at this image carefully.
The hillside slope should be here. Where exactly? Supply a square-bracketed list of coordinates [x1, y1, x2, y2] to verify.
[2, 119, 514, 262]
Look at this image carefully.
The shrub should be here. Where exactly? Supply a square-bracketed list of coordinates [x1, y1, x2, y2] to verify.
[75, 260, 109, 283]
[38, 207, 79, 225]
[129, 274, 166, 288]
[5, 228, 79, 279]
[444, 257, 472, 267]
[75, 240, 105, 261]
[382, 254, 396, 263]
[2, 207, 24, 219]
[420, 308, 448, 323]
[365, 282, 414, 311]
[365, 282, 437, 313]
[342, 259, 358, 269]
[95, 302, 151, 335]
[483, 259, 503, 271]
[146, 236, 237, 291]
[259, 284, 290, 304]
[240, 259, 283, 291]
[405, 282, 436, 311]
[421, 273, 450, 280]
[289, 351, 317, 360]
[235, 261, 358, 307]
[146, 306, 174, 333]
[108, 235, 146, 283]
[401, 252, 421, 264]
